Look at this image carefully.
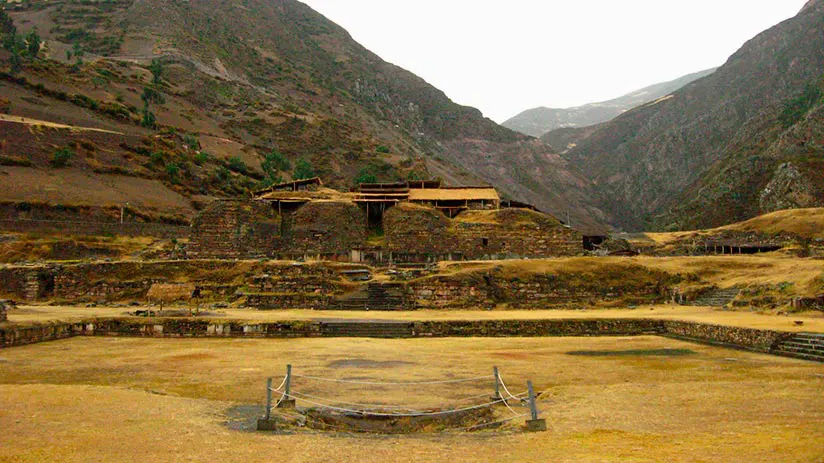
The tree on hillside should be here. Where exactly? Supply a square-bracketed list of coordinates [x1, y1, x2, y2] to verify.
[354, 166, 377, 185]
[293, 158, 315, 180]
[0, 4, 15, 37]
[148, 58, 163, 85]
[262, 149, 290, 177]
[25, 28, 40, 58]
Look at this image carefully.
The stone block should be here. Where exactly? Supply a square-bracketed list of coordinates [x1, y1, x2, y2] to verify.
[526, 418, 547, 432]
[277, 398, 296, 409]
[257, 418, 278, 431]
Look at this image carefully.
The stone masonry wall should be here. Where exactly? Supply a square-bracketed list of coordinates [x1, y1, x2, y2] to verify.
[409, 264, 675, 309]
[451, 209, 582, 259]
[289, 201, 367, 255]
[187, 200, 282, 259]
[0, 261, 342, 303]
[385, 206, 582, 260]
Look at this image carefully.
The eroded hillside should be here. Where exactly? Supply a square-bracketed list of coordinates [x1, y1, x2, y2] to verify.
[0, 0, 606, 231]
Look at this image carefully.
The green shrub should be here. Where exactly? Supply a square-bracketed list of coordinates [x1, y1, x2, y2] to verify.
[165, 162, 180, 179]
[293, 158, 315, 180]
[261, 149, 290, 177]
[227, 156, 248, 174]
[193, 152, 211, 166]
[354, 167, 377, 185]
[149, 152, 164, 164]
[50, 147, 75, 167]
[376, 145, 390, 154]
[183, 134, 199, 150]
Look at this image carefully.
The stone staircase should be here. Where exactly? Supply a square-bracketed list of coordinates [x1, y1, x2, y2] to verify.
[771, 333, 824, 363]
[689, 287, 740, 307]
[330, 283, 411, 311]
[321, 321, 414, 338]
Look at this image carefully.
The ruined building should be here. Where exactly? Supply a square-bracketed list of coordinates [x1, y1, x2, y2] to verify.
[188, 178, 583, 262]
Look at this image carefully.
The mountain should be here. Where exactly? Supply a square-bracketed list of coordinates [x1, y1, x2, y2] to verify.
[502, 68, 717, 137]
[558, 0, 824, 231]
[0, 0, 607, 231]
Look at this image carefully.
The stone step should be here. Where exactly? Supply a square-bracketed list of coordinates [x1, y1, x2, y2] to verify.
[795, 332, 824, 340]
[772, 350, 824, 363]
[780, 341, 824, 350]
[775, 345, 824, 356]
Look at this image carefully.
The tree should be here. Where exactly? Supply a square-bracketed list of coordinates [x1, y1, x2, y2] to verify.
[148, 58, 163, 85]
[261, 149, 291, 178]
[141, 105, 156, 128]
[25, 28, 40, 58]
[71, 42, 84, 68]
[141, 86, 165, 105]
[0, 6, 15, 37]
[354, 167, 377, 185]
[227, 156, 248, 175]
[50, 147, 75, 168]
[293, 158, 315, 180]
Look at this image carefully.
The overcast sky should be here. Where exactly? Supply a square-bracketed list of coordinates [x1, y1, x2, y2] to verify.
[300, 0, 808, 122]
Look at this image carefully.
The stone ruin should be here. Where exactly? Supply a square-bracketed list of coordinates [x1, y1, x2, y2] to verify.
[187, 178, 585, 263]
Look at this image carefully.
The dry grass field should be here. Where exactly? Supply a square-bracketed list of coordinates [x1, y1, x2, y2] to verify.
[1, 336, 823, 462]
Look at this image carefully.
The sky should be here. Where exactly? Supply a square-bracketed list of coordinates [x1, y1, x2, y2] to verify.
[300, 0, 809, 123]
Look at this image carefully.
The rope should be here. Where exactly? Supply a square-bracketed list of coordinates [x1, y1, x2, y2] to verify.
[291, 373, 492, 386]
[290, 394, 508, 417]
[268, 375, 288, 394]
[497, 374, 525, 402]
[287, 390, 435, 413]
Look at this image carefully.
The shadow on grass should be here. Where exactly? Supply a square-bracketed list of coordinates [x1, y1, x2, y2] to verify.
[565, 349, 697, 357]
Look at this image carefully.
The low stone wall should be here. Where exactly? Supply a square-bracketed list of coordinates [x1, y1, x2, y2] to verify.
[244, 293, 331, 310]
[411, 319, 664, 337]
[0, 260, 343, 303]
[4, 317, 809, 359]
[662, 321, 794, 353]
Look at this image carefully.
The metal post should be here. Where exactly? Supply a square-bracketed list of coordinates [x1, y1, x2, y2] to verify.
[493, 366, 501, 400]
[525, 380, 546, 431]
[278, 364, 296, 408]
[265, 377, 272, 420]
[285, 364, 292, 398]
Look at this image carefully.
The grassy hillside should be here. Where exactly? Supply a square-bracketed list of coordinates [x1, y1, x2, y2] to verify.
[0, 0, 605, 231]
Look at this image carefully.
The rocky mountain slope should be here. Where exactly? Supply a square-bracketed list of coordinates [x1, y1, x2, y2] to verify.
[0, 0, 606, 231]
[560, 0, 824, 231]
[503, 68, 716, 137]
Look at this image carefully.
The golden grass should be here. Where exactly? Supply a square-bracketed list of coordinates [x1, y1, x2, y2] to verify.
[643, 208, 824, 244]
[0, 336, 822, 462]
[436, 255, 824, 296]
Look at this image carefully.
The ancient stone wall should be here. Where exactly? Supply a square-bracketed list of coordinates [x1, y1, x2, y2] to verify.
[409, 264, 674, 309]
[662, 321, 793, 352]
[450, 209, 582, 259]
[289, 201, 367, 256]
[0, 261, 342, 303]
[187, 200, 282, 259]
[385, 206, 582, 261]
[0, 302, 7, 322]
[384, 203, 453, 256]
[1, 318, 800, 359]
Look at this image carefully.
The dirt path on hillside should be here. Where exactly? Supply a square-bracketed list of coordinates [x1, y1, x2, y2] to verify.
[0, 114, 123, 135]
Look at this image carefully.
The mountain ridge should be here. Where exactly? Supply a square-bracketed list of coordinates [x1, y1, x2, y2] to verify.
[502, 68, 717, 137]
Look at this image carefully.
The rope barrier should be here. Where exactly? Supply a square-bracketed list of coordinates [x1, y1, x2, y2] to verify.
[290, 373, 492, 386]
[497, 373, 525, 402]
[288, 394, 511, 417]
[267, 375, 288, 394]
[287, 390, 435, 413]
